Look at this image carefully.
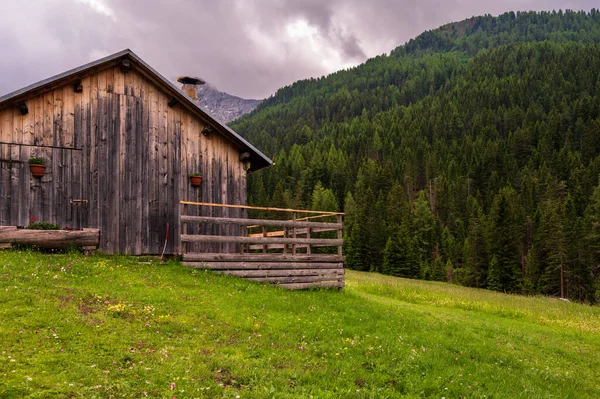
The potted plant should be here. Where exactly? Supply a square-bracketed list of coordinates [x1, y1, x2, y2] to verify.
[189, 172, 203, 187]
[28, 157, 46, 177]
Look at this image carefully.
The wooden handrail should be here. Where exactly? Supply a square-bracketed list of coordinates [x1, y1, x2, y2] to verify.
[296, 214, 338, 221]
[181, 234, 343, 246]
[180, 201, 344, 216]
[180, 215, 341, 229]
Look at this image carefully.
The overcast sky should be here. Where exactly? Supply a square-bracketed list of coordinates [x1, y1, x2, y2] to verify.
[0, 0, 596, 99]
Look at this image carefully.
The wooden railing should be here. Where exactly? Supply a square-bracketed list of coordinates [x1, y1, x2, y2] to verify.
[179, 201, 345, 289]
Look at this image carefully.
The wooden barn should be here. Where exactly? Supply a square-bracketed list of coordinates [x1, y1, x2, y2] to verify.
[0, 49, 345, 288]
[0, 49, 271, 254]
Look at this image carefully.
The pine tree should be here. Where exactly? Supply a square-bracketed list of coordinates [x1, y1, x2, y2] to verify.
[487, 255, 502, 291]
[487, 187, 523, 292]
[537, 199, 567, 297]
[382, 226, 419, 278]
[346, 222, 370, 271]
[311, 182, 337, 211]
[462, 197, 488, 288]
[412, 190, 435, 271]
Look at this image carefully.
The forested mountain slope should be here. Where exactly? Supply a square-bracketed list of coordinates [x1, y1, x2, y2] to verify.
[231, 10, 600, 302]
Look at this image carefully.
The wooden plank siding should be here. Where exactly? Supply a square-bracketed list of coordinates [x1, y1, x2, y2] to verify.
[0, 66, 248, 254]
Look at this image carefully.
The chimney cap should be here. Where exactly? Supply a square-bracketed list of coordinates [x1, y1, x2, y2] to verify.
[177, 76, 205, 85]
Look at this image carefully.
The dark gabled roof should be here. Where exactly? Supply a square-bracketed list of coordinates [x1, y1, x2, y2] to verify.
[0, 49, 272, 172]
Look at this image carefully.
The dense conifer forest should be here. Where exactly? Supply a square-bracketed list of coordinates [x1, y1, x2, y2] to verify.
[231, 10, 600, 302]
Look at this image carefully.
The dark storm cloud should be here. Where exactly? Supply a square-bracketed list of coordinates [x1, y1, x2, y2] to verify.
[0, 0, 598, 99]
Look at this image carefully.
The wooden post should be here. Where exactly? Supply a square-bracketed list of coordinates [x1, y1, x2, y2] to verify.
[283, 227, 288, 254]
[306, 227, 311, 255]
[292, 212, 297, 256]
[182, 203, 188, 254]
[262, 225, 267, 254]
[337, 214, 343, 256]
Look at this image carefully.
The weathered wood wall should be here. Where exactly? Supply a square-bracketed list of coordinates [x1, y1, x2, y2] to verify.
[0, 66, 247, 254]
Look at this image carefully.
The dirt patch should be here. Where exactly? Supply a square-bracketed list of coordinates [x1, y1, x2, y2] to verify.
[213, 367, 241, 388]
[57, 295, 75, 307]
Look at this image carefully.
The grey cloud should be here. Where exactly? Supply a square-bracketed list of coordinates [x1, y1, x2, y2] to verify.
[0, 0, 598, 99]
[338, 33, 366, 60]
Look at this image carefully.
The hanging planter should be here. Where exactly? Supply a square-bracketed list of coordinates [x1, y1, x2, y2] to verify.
[189, 173, 203, 187]
[28, 157, 46, 177]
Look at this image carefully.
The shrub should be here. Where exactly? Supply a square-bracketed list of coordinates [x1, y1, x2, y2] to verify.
[28, 157, 45, 165]
[27, 221, 60, 230]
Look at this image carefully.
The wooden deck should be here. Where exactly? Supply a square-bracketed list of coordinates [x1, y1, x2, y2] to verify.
[179, 201, 345, 289]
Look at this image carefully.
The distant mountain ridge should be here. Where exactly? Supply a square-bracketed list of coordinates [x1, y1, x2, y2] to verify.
[195, 83, 261, 123]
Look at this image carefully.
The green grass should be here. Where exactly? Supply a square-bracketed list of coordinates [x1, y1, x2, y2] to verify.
[1, 251, 599, 398]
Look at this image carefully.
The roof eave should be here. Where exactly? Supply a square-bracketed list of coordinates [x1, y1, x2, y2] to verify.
[0, 49, 273, 172]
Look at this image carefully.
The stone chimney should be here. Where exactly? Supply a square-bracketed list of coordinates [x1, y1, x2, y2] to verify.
[177, 76, 205, 102]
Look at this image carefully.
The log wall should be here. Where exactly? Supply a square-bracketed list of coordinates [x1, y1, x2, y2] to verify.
[0, 66, 247, 254]
[180, 204, 345, 289]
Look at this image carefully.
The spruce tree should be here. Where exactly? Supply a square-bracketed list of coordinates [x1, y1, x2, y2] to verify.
[487, 187, 522, 292]
[382, 226, 419, 278]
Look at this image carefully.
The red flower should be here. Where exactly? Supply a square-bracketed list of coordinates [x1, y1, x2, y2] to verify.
[29, 217, 36, 222]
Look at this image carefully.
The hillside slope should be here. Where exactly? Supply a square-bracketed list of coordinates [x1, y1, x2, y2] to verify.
[0, 252, 599, 398]
[231, 10, 600, 302]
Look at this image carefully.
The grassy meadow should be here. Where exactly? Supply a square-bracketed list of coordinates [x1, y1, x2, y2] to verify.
[1, 250, 599, 398]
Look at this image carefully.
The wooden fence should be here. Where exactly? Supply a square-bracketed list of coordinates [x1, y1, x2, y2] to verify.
[179, 201, 345, 289]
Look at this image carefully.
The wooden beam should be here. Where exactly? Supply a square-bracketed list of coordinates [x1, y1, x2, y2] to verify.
[73, 80, 83, 93]
[296, 214, 338, 221]
[0, 142, 81, 150]
[278, 281, 343, 289]
[201, 125, 213, 136]
[181, 234, 342, 246]
[180, 201, 344, 216]
[120, 58, 131, 73]
[184, 261, 343, 270]
[247, 243, 337, 250]
[167, 97, 178, 108]
[214, 268, 343, 277]
[337, 214, 343, 256]
[248, 227, 339, 237]
[181, 215, 342, 229]
[244, 275, 342, 284]
[18, 102, 28, 115]
[182, 253, 345, 262]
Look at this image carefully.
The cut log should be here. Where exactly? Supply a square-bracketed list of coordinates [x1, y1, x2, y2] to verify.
[278, 281, 344, 289]
[215, 268, 343, 277]
[244, 275, 342, 284]
[183, 261, 344, 270]
[0, 228, 100, 248]
[182, 253, 345, 262]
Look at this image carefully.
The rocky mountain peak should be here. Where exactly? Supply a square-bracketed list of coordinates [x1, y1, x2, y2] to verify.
[196, 83, 261, 123]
